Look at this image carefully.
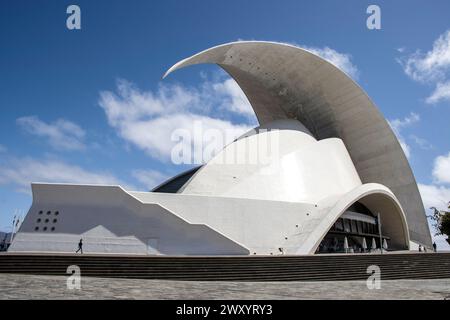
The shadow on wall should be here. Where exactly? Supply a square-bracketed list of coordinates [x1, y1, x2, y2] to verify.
[13, 184, 249, 255]
[358, 193, 410, 250]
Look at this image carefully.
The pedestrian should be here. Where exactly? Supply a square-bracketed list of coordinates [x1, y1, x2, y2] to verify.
[75, 238, 83, 254]
[418, 244, 422, 252]
[433, 242, 437, 253]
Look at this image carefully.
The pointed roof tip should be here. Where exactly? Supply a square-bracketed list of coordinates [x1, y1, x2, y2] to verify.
[161, 61, 178, 80]
[162, 56, 193, 80]
[161, 68, 171, 80]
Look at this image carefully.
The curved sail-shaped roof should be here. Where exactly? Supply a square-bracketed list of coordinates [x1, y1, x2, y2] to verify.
[163, 41, 431, 246]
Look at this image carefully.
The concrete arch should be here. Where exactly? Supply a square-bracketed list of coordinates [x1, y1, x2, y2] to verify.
[163, 41, 431, 246]
[298, 183, 410, 254]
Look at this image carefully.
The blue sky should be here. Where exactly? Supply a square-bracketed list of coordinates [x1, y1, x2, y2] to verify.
[1, 0, 450, 249]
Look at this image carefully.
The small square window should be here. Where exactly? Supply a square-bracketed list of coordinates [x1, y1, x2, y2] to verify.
[38, 211, 43, 215]
[51, 227, 55, 231]
[53, 219, 57, 223]
[45, 219, 49, 223]
[47, 211, 51, 215]
[55, 211, 59, 216]
[34, 227, 39, 231]
[43, 227, 47, 231]
[37, 218, 41, 223]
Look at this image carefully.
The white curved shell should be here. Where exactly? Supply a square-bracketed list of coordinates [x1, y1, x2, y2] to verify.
[181, 120, 363, 204]
[164, 41, 431, 246]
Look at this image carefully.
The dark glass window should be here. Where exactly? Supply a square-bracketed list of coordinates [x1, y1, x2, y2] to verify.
[356, 221, 363, 234]
[55, 211, 59, 216]
[362, 222, 368, 234]
[34, 227, 39, 231]
[335, 219, 344, 231]
[343, 219, 351, 233]
[347, 202, 373, 216]
[153, 166, 202, 193]
[350, 220, 357, 233]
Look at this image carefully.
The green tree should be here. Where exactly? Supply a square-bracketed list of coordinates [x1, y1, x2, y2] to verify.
[429, 202, 450, 245]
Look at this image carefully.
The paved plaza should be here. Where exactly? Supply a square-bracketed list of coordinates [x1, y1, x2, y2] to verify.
[0, 274, 449, 299]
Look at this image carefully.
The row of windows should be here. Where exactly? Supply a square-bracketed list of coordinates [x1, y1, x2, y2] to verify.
[36, 218, 57, 223]
[38, 210, 59, 216]
[35, 226, 55, 232]
[331, 218, 378, 235]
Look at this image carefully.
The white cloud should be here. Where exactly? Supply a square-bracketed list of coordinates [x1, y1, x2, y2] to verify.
[433, 152, 450, 184]
[131, 169, 168, 190]
[419, 150, 450, 251]
[401, 30, 450, 83]
[409, 134, 432, 150]
[388, 112, 420, 158]
[426, 81, 450, 104]
[399, 141, 411, 159]
[419, 183, 450, 211]
[17, 116, 86, 151]
[303, 46, 359, 80]
[418, 183, 450, 251]
[99, 78, 254, 162]
[0, 157, 135, 194]
[389, 112, 420, 129]
[399, 29, 450, 105]
[212, 78, 254, 116]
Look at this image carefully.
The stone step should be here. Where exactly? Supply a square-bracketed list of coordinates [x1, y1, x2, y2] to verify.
[1, 253, 449, 281]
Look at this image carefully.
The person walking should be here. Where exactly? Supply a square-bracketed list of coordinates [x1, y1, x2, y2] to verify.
[75, 238, 83, 254]
[433, 242, 437, 253]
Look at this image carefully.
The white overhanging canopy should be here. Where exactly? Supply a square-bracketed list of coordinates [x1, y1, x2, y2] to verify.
[163, 41, 431, 247]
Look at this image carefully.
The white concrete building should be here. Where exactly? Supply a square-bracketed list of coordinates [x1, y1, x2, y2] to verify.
[9, 41, 431, 255]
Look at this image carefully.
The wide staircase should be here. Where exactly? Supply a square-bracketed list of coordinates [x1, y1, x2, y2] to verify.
[0, 252, 449, 281]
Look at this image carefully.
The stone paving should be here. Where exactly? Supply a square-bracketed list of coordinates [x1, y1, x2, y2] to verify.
[0, 274, 449, 300]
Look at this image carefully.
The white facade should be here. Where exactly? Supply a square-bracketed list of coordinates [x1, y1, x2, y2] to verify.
[182, 120, 362, 203]
[10, 41, 429, 255]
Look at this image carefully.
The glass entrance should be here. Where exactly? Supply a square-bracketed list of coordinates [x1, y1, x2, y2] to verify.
[316, 202, 390, 254]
